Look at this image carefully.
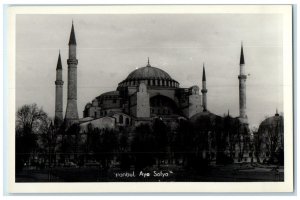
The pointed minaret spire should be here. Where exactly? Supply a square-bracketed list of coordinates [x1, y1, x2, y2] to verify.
[68, 22, 77, 45]
[55, 51, 64, 126]
[146, 57, 151, 67]
[240, 42, 245, 65]
[202, 63, 206, 81]
[238, 42, 247, 123]
[65, 22, 79, 126]
[201, 63, 207, 111]
[56, 50, 62, 70]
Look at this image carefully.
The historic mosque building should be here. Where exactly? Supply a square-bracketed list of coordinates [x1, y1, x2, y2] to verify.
[51, 22, 287, 165]
[54, 23, 249, 131]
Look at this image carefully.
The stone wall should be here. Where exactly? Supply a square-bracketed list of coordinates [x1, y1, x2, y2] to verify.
[136, 83, 150, 118]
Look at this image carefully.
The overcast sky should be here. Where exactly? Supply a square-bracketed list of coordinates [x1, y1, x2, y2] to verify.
[16, 14, 284, 127]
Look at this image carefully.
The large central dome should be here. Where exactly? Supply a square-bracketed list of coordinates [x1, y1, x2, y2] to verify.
[118, 60, 179, 88]
[126, 66, 172, 80]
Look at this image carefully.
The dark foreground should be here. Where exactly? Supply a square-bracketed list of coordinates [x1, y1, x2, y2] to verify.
[16, 163, 283, 182]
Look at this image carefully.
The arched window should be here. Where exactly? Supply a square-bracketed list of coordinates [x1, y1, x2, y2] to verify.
[150, 95, 178, 116]
[125, 118, 129, 125]
[119, 115, 124, 124]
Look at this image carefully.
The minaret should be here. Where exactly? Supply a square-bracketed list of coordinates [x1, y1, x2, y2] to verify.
[201, 63, 207, 111]
[65, 22, 79, 126]
[54, 51, 64, 126]
[238, 43, 247, 123]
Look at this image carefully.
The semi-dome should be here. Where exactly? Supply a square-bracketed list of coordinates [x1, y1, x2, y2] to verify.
[118, 60, 179, 88]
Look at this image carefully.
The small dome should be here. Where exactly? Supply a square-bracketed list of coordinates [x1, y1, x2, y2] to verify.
[190, 111, 220, 123]
[259, 114, 283, 128]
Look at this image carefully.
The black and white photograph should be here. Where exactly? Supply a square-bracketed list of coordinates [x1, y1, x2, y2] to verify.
[7, 5, 293, 193]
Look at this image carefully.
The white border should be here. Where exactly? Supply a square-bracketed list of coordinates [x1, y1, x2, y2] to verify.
[7, 5, 293, 193]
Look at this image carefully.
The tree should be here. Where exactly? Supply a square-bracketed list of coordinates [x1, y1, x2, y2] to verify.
[252, 126, 261, 163]
[59, 123, 81, 164]
[16, 103, 48, 134]
[131, 124, 156, 171]
[15, 104, 48, 171]
[234, 120, 251, 162]
[100, 128, 118, 169]
[172, 119, 194, 167]
[90, 128, 118, 170]
[191, 115, 215, 169]
[258, 115, 284, 165]
[39, 121, 59, 167]
[118, 128, 131, 170]
[221, 115, 237, 163]
[152, 119, 169, 167]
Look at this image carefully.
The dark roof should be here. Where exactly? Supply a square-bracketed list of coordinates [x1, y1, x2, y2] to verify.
[107, 111, 130, 117]
[259, 114, 283, 129]
[240, 44, 245, 65]
[68, 23, 77, 45]
[97, 91, 120, 98]
[190, 111, 221, 123]
[202, 65, 206, 81]
[56, 52, 62, 70]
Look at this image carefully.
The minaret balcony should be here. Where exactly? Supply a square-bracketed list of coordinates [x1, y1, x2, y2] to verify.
[67, 59, 78, 65]
[55, 80, 64, 85]
[238, 75, 247, 79]
[201, 89, 207, 93]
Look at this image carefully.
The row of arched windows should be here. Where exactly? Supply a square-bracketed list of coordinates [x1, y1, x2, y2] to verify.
[151, 108, 172, 115]
[118, 79, 179, 88]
